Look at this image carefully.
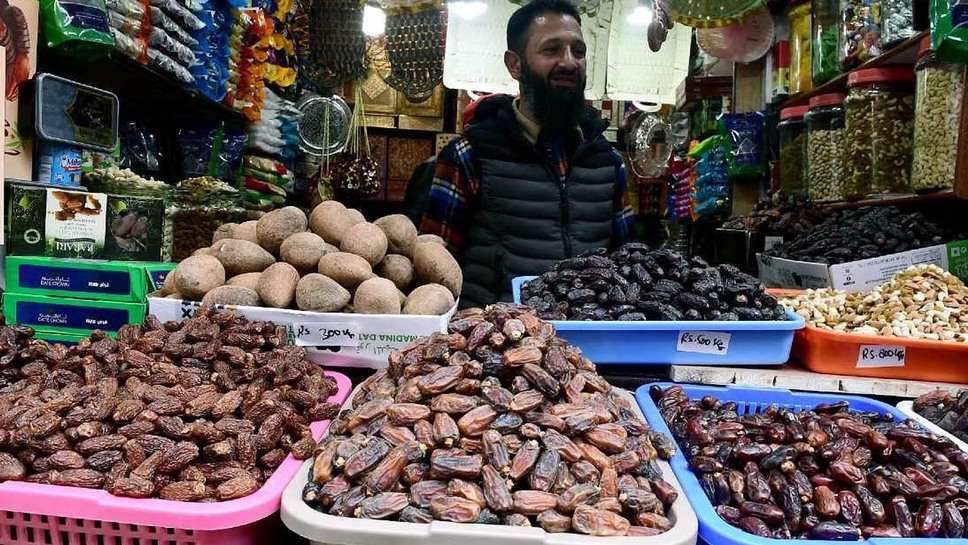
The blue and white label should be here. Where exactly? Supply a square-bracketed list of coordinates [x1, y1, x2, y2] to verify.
[676, 330, 731, 355]
[16, 301, 132, 331]
[19, 264, 130, 295]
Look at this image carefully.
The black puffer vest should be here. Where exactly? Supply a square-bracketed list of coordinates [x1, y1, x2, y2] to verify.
[459, 95, 617, 309]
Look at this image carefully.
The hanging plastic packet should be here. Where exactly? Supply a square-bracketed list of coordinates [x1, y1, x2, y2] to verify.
[120, 122, 163, 178]
[41, 0, 115, 50]
[178, 124, 248, 180]
[931, 0, 968, 62]
[149, 0, 205, 29]
[717, 112, 765, 178]
[110, 27, 148, 60]
[106, 0, 145, 18]
[690, 136, 731, 218]
[149, 5, 198, 46]
[148, 48, 194, 83]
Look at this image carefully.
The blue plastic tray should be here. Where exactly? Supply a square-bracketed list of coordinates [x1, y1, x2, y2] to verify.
[634, 383, 953, 545]
[512, 276, 804, 365]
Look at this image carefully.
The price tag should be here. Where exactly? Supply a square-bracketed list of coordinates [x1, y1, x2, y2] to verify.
[293, 323, 361, 347]
[676, 331, 732, 355]
[856, 345, 906, 368]
[764, 236, 784, 251]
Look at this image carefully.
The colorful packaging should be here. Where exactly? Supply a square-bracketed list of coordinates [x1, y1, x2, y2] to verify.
[36, 142, 84, 186]
[5, 256, 155, 302]
[718, 112, 766, 178]
[4, 0, 39, 183]
[931, 0, 968, 62]
[39, 0, 114, 50]
[3, 292, 145, 334]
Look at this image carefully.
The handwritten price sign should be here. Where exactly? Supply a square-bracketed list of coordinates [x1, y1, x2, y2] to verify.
[676, 331, 732, 355]
[293, 323, 361, 347]
[856, 345, 906, 368]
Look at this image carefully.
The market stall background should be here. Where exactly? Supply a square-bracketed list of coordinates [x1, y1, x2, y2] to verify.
[0, 0, 967, 543]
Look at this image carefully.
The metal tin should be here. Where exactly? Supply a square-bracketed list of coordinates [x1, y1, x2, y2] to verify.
[34, 73, 119, 152]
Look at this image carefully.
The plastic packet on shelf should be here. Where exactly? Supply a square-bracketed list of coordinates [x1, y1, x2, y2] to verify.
[243, 154, 288, 174]
[41, 0, 115, 49]
[177, 0, 203, 11]
[105, 0, 146, 18]
[718, 112, 766, 178]
[931, 0, 968, 62]
[108, 9, 146, 36]
[149, 26, 196, 65]
[149, 6, 198, 46]
[149, 0, 205, 29]
[148, 48, 194, 83]
[110, 27, 148, 60]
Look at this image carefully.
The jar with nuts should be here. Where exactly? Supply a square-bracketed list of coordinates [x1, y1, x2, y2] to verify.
[881, 0, 915, 47]
[806, 93, 846, 201]
[844, 66, 916, 198]
[778, 105, 808, 196]
[912, 35, 966, 192]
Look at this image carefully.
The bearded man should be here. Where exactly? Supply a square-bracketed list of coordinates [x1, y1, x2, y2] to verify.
[420, 0, 633, 308]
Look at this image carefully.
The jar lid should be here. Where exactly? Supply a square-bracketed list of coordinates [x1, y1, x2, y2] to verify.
[918, 34, 933, 59]
[780, 105, 809, 120]
[847, 66, 916, 86]
[809, 93, 846, 109]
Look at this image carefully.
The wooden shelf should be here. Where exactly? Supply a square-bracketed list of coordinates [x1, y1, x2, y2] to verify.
[781, 31, 927, 109]
[824, 189, 958, 209]
[669, 362, 967, 399]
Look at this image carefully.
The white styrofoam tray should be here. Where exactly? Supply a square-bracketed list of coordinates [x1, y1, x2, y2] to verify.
[280, 385, 699, 545]
[897, 400, 968, 452]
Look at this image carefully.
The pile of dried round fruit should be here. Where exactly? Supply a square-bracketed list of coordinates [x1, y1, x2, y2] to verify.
[303, 304, 680, 536]
[0, 309, 341, 501]
[651, 385, 968, 539]
[521, 243, 787, 321]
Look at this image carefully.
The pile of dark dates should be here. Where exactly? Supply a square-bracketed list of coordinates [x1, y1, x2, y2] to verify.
[652, 385, 968, 540]
[913, 390, 968, 445]
[764, 206, 958, 265]
[521, 243, 787, 322]
[303, 304, 680, 536]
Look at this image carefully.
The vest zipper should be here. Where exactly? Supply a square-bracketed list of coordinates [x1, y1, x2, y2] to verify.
[559, 175, 573, 258]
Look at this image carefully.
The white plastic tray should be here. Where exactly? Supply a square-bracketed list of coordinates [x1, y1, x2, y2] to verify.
[897, 400, 968, 452]
[281, 385, 699, 545]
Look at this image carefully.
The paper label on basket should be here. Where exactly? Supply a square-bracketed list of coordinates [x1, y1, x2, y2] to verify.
[676, 331, 731, 355]
[764, 236, 784, 251]
[293, 323, 361, 347]
[856, 345, 906, 368]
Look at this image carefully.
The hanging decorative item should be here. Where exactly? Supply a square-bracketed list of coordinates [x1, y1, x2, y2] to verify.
[696, 8, 774, 63]
[626, 102, 673, 178]
[666, 0, 764, 28]
[382, 2, 444, 101]
[307, 0, 368, 90]
[330, 88, 381, 199]
[647, 0, 675, 52]
[296, 93, 353, 157]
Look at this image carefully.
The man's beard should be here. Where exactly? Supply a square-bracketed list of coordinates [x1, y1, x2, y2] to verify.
[520, 60, 586, 133]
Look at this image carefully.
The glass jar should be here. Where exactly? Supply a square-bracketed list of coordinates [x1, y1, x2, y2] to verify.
[844, 66, 916, 198]
[912, 36, 966, 192]
[164, 177, 255, 261]
[841, 0, 883, 70]
[881, 0, 914, 47]
[805, 93, 847, 201]
[812, 0, 842, 85]
[789, 1, 812, 94]
[778, 106, 808, 196]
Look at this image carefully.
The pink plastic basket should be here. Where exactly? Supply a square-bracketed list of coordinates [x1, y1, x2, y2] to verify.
[0, 371, 351, 545]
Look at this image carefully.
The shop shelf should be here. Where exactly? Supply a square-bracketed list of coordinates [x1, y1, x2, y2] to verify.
[635, 383, 923, 545]
[512, 276, 804, 365]
[281, 384, 699, 545]
[0, 371, 352, 545]
[897, 400, 968, 452]
[792, 324, 968, 383]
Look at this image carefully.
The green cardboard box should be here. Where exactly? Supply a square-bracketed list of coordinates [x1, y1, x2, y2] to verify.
[33, 330, 92, 345]
[3, 292, 145, 334]
[143, 262, 177, 292]
[5, 256, 152, 302]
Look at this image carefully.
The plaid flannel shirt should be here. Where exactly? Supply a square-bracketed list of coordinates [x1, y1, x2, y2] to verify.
[420, 133, 635, 254]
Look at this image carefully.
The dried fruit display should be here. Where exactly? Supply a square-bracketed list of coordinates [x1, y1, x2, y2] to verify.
[521, 244, 787, 322]
[764, 206, 961, 265]
[0, 309, 341, 501]
[651, 385, 968, 539]
[721, 194, 828, 238]
[913, 390, 968, 445]
[302, 304, 679, 535]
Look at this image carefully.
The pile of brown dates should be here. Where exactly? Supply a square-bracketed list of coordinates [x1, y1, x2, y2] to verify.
[913, 390, 968, 444]
[652, 385, 968, 540]
[521, 244, 787, 322]
[303, 304, 680, 536]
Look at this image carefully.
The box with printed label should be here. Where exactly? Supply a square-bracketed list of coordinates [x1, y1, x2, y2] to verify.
[757, 240, 968, 292]
[4, 293, 145, 334]
[143, 263, 176, 292]
[33, 329, 90, 345]
[5, 256, 151, 302]
[148, 296, 457, 368]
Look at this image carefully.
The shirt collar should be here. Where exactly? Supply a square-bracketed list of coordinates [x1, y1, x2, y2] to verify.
[513, 97, 584, 145]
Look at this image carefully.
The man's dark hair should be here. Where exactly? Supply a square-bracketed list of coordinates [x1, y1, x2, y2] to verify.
[506, 0, 581, 56]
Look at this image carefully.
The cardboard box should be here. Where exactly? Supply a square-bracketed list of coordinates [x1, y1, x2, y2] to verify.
[143, 263, 176, 292]
[4, 292, 145, 334]
[5, 256, 155, 302]
[33, 329, 89, 345]
[757, 240, 968, 292]
[4, 1, 37, 183]
[6, 183, 166, 261]
[148, 297, 457, 368]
